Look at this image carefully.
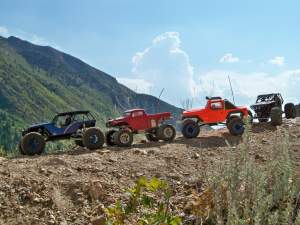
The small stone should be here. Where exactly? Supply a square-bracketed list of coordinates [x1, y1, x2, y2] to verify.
[192, 153, 200, 159]
[254, 154, 266, 162]
[33, 197, 41, 203]
[148, 149, 156, 154]
[98, 150, 110, 155]
[134, 149, 147, 155]
[108, 158, 117, 163]
[168, 174, 181, 181]
[261, 139, 268, 144]
[39, 167, 46, 173]
[136, 172, 144, 177]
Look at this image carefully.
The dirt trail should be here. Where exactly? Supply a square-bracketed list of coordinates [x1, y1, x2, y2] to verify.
[0, 119, 299, 225]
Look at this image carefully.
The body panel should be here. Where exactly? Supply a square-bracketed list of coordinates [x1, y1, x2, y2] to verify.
[182, 98, 248, 124]
[106, 109, 172, 132]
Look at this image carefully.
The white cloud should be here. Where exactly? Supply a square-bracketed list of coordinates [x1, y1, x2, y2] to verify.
[220, 53, 240, 63]
[116, 77, 153, 94]
[129, 31, 198, 104]
[0, 26, 9, 37]
[119, 32, 299, 107]
[269, 56, 285, 66]
[196, 69, 300, 105]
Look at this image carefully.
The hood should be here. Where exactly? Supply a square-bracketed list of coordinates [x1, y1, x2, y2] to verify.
[27, 122, 52, 130]
[183, 108, 205, 115]
[108, 116, 125, 123]
[106, 116, 126, 127]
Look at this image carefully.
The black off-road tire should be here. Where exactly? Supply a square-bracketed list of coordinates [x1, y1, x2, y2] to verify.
[226, 115, 239, 128]
[106, 130, 117, 146]
[284, 103, 296, 119]
[270, 107, 283, 126]
[145, 133, 159, 142]
[21, 132, 46, 155]
[74, 140, 84, 147]
[157, 124, 176, 142]
[114, 130, 133, 147]
[182, 120, 200, 139]
[247, 110, 254, 124]
[227, 117, 245, 136]
[82, 127, 105, 150]
[18, 141, 25, 155]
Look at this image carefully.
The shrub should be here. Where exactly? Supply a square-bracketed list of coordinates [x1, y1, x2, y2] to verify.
[190, 129, 300, 225]
[104, 177, 181, 225]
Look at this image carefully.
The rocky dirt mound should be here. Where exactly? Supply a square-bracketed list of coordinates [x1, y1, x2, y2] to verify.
[0, 119, 299, 225]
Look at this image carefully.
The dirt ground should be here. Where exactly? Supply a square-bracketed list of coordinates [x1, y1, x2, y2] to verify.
[0, 119, 299, 225]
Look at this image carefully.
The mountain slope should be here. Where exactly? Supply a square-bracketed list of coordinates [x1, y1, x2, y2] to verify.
[0, 36, 182, 126]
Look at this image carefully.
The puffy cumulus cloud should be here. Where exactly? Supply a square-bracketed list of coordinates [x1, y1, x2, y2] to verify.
[0, 26, 9, 37]
[116, 77, 153, 94]
[269, 56, 285, 66]
[220, 53, 240, 63]
[196, 70, 300, 105]
[130, 32, 197, 104]
[118, 32, 299, 107]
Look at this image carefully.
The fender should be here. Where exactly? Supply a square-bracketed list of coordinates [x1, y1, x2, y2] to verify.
[226, 110, 246, 120]
[182, 116, 203, 124]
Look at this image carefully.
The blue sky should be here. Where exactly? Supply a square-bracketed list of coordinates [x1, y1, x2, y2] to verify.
[0, 0, 299, 107]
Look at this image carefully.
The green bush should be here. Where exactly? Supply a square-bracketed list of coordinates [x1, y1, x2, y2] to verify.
[0, 111, 20, 154]
[104, 177, 181, 225]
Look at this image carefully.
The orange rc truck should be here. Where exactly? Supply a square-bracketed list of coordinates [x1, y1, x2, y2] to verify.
[181, 96, 250, 138]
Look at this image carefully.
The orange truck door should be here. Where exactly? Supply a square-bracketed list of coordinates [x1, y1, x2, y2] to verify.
[206, 100, 226, 123]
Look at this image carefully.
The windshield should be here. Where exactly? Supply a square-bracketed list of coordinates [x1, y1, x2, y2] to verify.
[123, 112, 131, 117]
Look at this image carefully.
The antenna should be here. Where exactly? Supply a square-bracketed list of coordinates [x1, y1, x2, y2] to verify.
[228, 75, 235, 104]
[156, 88, 165, 112]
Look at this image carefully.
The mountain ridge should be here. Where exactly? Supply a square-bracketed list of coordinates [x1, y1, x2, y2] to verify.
[0, 36, 182, 127]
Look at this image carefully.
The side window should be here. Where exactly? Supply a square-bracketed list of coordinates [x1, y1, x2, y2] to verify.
[132, 111, 144, 117]
[73, 114, 81, 122]
[211, 102, 223, 110]
[56, 115, 73, 127]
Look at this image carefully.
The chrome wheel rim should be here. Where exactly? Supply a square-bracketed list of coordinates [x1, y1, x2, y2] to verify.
[120, 133, 130, 144]
[90, 135, 98, 144]
[163, 127, 173, 138]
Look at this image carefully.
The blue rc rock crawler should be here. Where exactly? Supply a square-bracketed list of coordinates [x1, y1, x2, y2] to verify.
[19, 111, 104, 155]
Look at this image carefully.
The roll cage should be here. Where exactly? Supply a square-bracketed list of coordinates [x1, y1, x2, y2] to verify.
[51, 111, 95, 125]
[255, 93, 283, 105]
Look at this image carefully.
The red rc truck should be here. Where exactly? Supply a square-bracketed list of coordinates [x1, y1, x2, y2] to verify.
[105, 109, 176, 147]
[181, 96, 250, 138]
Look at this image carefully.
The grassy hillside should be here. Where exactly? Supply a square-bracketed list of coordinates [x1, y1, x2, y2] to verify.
[0, 36, 182, 127]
